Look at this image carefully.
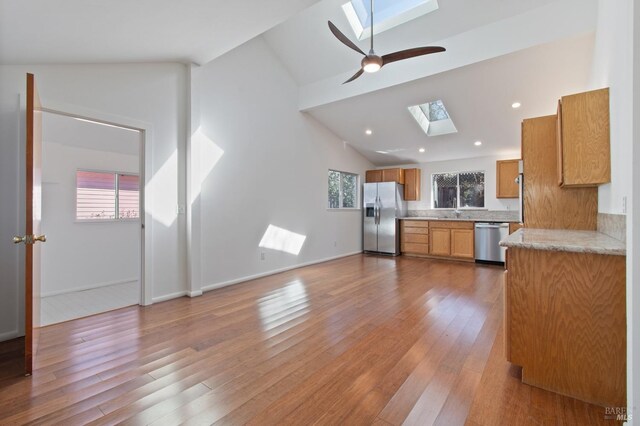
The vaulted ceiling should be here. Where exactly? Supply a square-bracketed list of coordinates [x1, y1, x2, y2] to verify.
[1, 0, 600, 165]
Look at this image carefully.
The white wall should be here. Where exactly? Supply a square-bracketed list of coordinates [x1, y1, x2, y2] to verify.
[41, 142, 139, 296]
[190, 36, 373, 291]
[388, 155, 520, 211]
[0, 63, 188, 340]
[589, 0, 636, 421]
[590, 1, 633, 215]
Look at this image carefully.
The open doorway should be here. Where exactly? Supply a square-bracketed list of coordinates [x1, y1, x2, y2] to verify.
[39, 111, 144, 325]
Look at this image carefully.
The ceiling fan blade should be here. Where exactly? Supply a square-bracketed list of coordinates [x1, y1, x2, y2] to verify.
[382, 46, 446, 66]
[343, 69, 364, 84]
[328, 21, 366, 56]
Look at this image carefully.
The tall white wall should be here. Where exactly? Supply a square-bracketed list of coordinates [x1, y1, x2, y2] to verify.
[190, 36, 373, 290]
[589, 0, 636, 421]
[590, 1, 633, 215]
[0, 63, 188, 340]
[41, 142, 139, 296]
[388, 155, 520, 211]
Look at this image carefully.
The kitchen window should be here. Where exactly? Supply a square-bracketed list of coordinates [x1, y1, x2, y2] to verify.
[328, 170, 359, 209]
[432, 171, 485, 209]
[76, 170, 140, 220]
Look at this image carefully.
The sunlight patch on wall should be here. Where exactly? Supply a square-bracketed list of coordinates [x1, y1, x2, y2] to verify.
[190, 127, 224, 205]
[145, 150, 178, 227]
[259, 225, 307, 256]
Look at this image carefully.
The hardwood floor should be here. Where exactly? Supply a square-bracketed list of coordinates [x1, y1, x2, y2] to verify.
[0, 254, 616, 425]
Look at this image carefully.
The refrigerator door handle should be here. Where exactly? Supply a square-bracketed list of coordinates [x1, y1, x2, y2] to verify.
[375, 196, 380, 225]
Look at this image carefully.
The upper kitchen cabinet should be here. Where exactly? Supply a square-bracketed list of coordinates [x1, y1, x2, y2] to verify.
[556, 88, 610, 187]
[496, 159, 520, 198]
[382, 168, 405, 184]
[365, 168, 405, 184]
[403, 168, 421, 201]
[365, 170, 382, 183]
[522, 116, 598, 230]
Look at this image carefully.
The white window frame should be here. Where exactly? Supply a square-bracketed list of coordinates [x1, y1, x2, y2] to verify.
[328, 169, 360, 210]
[431, 170, 486, 210]
[75, 168, 141, 223]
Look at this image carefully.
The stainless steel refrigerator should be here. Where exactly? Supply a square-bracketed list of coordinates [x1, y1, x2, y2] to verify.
[363, 182, 407, 255]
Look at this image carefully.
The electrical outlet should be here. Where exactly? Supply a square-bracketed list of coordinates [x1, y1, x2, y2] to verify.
[623, 196, 627, 214]
[176, 204, 186, 215]
[260, 252, 265, 261]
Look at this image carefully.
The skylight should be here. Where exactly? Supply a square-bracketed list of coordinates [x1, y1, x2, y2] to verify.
[408, 100, 458, 137]
[342, 0, 439, 41]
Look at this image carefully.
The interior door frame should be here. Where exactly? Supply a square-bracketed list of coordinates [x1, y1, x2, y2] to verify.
[39, 102, 153, 306]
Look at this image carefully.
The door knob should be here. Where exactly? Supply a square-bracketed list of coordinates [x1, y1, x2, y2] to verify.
[12, 235, 46, 244]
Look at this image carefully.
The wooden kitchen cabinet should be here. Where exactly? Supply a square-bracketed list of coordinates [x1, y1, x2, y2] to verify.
[382, 168, 405, 184]
[429, 228, 451, 256]
[505, 247, 626, 407]
[365, 168, 405, 184]
[496, 159, 519, 198]
[400, 220, 429, 256]
[427, 221, 474, 260]
[365, 170, 382, 183]
[508, 223, 523, 234]
[556, 88, 610, 187]
[450, 229, 474, 259]
[403, 168, 421, 201]
[522, 116, 598, 230]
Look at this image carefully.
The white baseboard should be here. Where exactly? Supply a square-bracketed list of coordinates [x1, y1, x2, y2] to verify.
[41, 278, 139, 298]
[188, 290, 203, 298]
[0, 329, 20, 343]
[201, 251, 362, 293]
[152, 291, 188, 304]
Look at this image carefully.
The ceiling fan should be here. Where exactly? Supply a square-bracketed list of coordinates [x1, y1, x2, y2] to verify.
[328, 0, 446, 84]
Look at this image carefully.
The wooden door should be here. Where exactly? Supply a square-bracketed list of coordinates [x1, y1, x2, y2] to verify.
[17, 73, 44, 375]
[450, 229, 474, 259]
[429, 228, 450, 256]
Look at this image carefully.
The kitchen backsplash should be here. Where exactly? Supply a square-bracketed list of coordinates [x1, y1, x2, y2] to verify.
[407, 209, 520, 222]
[597, 213, 626, 243]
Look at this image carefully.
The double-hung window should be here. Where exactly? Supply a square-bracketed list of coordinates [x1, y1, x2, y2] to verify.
[432, 171, 485, 209]
[328, 170, 359, 209]
[76, 170, 140, 220]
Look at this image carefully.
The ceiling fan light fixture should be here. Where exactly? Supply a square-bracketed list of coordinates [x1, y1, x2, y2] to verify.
[362, 55, 383, 73]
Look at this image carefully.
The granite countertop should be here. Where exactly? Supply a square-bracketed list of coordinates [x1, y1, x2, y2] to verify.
[400, 217, 520, 223]
[499, 228, 626, 256]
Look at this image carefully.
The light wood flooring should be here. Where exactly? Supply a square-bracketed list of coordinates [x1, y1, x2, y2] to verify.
[0, 254, 616, 425]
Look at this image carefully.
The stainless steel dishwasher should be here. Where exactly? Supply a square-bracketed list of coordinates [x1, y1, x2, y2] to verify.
[474, 222, 509, 263]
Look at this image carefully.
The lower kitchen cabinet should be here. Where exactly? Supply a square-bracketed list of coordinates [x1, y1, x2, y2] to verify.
[429, 228, 450, 256]
[400, 220, 429, 256]
[504, 247, 626, 407]
[450, 229, 474, 259]
[429, 221, 475, 261]
[401, 220, 475, 261]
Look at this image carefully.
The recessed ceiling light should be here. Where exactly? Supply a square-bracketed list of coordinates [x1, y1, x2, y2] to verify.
[419, 148, 426, 153]
[511, 102, 521, 109]
[474, 141, 482, 146]
[365, 129, 373, 135]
